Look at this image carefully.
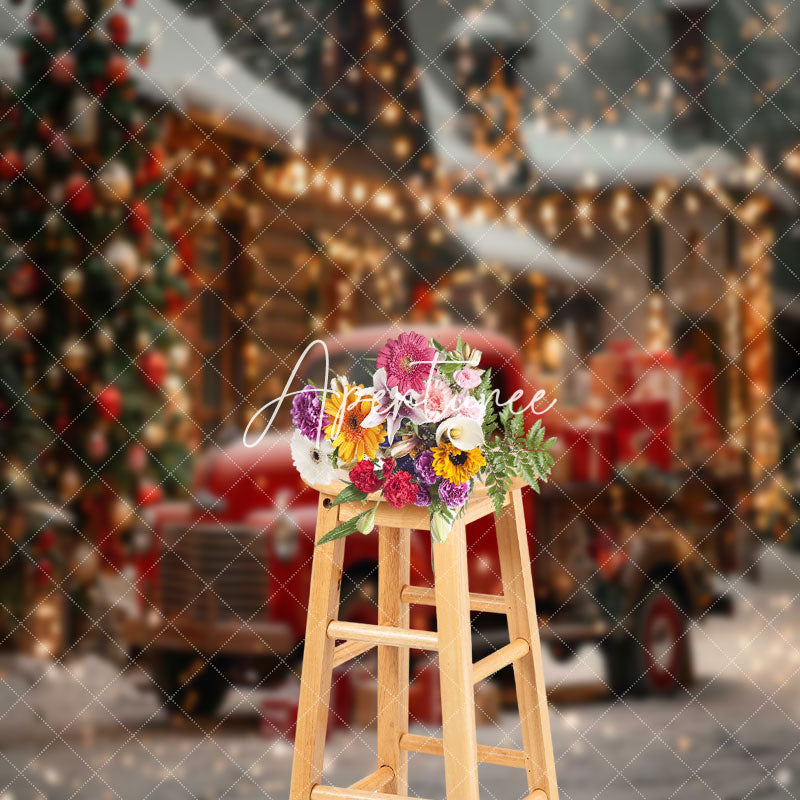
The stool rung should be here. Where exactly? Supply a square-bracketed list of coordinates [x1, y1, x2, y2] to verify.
[312, 787, 430, 800]
[349, 765, 394, 791]
[332, 640, 375, 668]
[472, 637, 530, 684]
[400, 585, 507, 614]
[526, 791, 548, 800]
[399, 733, 528, 769]
[327, 620, 438, 650]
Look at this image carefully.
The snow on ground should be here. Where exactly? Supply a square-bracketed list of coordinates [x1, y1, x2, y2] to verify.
[0, 545, 799, 800]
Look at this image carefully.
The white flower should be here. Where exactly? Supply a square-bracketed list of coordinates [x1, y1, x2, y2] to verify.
[291, 429, 336, 485]
[435, 416, 485, 450]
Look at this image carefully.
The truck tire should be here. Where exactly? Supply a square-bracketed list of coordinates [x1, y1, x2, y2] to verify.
[153, 652, 229, 717]
[605, 586, 693, 697]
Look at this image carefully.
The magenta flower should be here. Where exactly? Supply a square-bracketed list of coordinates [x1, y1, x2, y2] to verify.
[376, 332, 436, 395]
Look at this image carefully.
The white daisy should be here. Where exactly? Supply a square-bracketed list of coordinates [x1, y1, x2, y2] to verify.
[291, 429, 336, 485]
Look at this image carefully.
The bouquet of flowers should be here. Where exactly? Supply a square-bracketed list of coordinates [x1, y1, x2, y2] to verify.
[290, 333, 556, 544]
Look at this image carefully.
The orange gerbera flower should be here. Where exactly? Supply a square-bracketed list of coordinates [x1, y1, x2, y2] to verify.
[324, 385, 385, 463]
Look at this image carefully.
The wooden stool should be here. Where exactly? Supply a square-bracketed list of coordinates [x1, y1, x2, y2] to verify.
[289, 480, 558, 800]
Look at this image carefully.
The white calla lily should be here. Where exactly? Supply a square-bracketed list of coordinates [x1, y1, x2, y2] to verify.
[435, 415, 484, 450]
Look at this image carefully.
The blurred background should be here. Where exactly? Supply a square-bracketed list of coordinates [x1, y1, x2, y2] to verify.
[1, 0, 800, 798]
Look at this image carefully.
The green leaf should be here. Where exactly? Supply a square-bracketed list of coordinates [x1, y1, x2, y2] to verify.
[317, 508, 373, 545]
[330, 484, 369, 507]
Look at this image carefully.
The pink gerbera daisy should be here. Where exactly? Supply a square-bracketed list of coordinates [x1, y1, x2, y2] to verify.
[376, 332, 436, 395]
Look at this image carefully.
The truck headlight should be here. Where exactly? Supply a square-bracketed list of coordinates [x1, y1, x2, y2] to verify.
[272, 517, 299, 562]
[130, 526, 154, 554]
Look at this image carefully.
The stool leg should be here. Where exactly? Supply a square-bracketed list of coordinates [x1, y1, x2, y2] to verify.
[496, 489, 559, 800]
[290, 497, 346, 800]
[433, 518, 480, 800]
[377, 526, 411, 793]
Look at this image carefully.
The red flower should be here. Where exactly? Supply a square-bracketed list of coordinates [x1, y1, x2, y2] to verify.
[349, 460, 382, 493]
[383, 471, 417, 509]
[381, 458, 396, 478]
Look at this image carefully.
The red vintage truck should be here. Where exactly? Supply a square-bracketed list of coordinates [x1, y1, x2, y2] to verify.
[125, 327, 736, 714]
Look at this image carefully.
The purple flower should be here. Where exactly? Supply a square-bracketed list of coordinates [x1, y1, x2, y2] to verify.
[438, 480, 470, 509]
[292, 386, 329, 441]
[413, 484, 432, 507]
[414, 450, 437, 485]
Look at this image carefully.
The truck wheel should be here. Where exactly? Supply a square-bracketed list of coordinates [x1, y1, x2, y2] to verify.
[153, 652, 229, 717]
[604, 587, 693, 697]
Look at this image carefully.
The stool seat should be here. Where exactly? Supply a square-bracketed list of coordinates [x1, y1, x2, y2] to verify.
[289, 482, 559, 800]
[306, 476, 527, 530]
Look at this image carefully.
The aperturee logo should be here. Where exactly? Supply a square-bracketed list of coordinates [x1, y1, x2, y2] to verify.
[244, 335, 557, 544]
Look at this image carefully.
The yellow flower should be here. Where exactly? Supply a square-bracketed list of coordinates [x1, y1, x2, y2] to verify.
[431, 443, 486, 484]
[324, 385, 384, 463]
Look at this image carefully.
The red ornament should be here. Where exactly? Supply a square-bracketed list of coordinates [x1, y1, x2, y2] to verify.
[87, 430, 109, 461]
[0, 149, 23, 182]
[139, 350, 167, 389]
[30, 13, 55, 44]
[36, 119, 56, 142]
[8, 262, 38, 297]
[136, 481, 164, 507]
[34, 559, 54, 586]
[50, 51, 76, 85]
[145, 145, 166, 183]
[105, 54, 129, 84]
[128, 200, 150, 235]
[123, 0, 135, 6]
[64, 173, 94, 214]
[97, 385, 122, 420]
[127, 443, 147, 473]
[107, 14, 129, 47]
[37, 528, 57, 553]
[54, 412, 70, 434]
[50, 133, 71, 161]
[164, 287, 186, 315]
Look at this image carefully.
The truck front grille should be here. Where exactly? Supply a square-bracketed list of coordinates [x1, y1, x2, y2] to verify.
[159, 525, 267, 623]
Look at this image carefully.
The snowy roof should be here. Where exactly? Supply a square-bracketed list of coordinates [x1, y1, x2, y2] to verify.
[452, 218, 599, 285]
[520, 123, 740, 188]
[0, 0, 307, 146]
[420, 73, 740, 189]
[128, 0, 307, 145]
[443, 10, 530, 50]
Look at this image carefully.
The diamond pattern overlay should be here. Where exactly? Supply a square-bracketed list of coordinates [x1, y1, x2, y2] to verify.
[1, 0, 799, 798]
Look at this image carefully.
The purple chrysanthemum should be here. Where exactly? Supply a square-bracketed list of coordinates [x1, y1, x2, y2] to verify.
[291, 386, 329, 441]
[414, 450, 437, 485]
[413, 484, 432, 507]
[438, 480, 470, 509]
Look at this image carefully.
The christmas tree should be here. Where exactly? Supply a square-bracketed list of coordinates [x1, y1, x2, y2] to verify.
[0, 0, 191, 651]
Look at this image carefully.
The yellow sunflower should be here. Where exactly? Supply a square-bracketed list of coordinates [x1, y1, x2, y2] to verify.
[324, 385, 384, 463]
[431, 443, 486, 484]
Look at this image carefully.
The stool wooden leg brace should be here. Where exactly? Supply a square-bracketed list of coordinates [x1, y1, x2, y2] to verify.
[289, 488, 558, 800]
